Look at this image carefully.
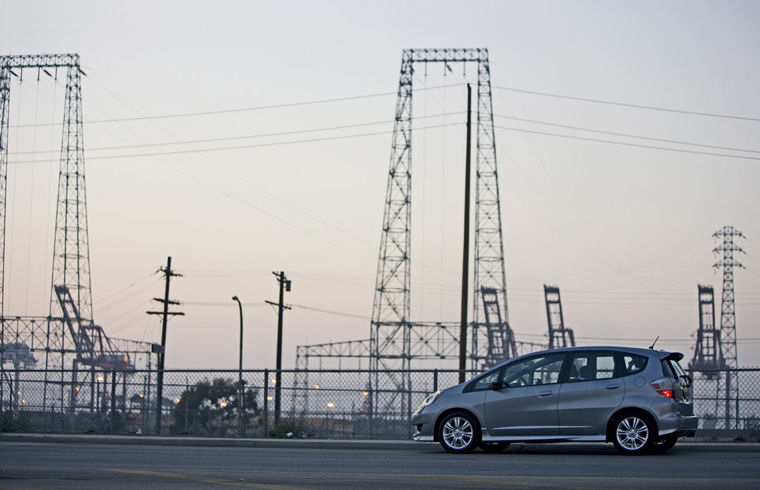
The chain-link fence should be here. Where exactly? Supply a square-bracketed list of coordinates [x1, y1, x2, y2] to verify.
[2, 367, 759, 440]
[690, 368, 760, 439]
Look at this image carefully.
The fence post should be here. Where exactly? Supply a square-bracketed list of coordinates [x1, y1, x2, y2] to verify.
[433, 369, 438, 393]
[110, 370, 117, 433]
[263, 369, 269, 438]
[736, 371, 741, 429]
[407, 377, 413, 438]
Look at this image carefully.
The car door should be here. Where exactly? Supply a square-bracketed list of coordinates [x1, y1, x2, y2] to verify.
[484, 353, 565, 437]
[557, 350, 624, 436]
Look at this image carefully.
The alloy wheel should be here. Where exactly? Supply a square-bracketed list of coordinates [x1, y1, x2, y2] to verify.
[616, 416, 650, 451]
[442, 416, 474, 450]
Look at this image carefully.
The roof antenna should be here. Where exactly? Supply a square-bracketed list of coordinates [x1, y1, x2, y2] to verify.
[649, 336, 660, 350]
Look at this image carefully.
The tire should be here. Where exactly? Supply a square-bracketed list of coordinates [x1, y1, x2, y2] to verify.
[437, 411, 480, 453]
[611, 412, 655, 455]
[478, 441, 510, 453]
[654, 434, 678, 453]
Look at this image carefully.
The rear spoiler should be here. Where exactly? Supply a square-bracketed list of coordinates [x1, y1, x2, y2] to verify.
[658, 351, 684, 362]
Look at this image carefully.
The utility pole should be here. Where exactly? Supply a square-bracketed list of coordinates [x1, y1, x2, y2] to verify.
[266, 271, 291, 426]
[146, 256, 184, 435]
[459, 84, 472, 383]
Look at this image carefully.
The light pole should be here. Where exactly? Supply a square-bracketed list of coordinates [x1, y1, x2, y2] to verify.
[232, 295, 245, 437]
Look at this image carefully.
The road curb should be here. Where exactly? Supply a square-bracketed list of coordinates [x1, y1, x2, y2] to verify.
[2, 433, 759, 452]
[0, 433, 420, 451]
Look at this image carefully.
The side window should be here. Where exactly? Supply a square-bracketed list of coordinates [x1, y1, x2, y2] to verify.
[469, 370, 500, 392]
[500, 354, 565, 387]
[623, 354, 648, 375]
[597, 355, 615, 379]
[567, 352, 617, 382]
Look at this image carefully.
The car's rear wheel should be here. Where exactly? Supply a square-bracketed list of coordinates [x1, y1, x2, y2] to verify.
[611, 412, 655, 455]
[437, 411, 480, 453]
[654, 434, 678, 453]
[478, 441, 510, 453]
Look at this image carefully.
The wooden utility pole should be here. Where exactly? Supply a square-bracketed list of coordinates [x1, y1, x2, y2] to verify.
[459, 84, 472, 383]
[266, 271, 291, 426]
[147, 256, 184, 435]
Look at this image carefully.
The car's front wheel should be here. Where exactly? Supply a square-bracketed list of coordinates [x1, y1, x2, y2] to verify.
[437, 411, 480, 453]
[611, 412, 655, 455]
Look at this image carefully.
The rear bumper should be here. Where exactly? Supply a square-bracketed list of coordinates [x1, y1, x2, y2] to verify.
[659, 414, 699, 437]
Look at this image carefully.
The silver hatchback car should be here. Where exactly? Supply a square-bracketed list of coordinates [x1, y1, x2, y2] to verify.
[412, 346, 698, 454]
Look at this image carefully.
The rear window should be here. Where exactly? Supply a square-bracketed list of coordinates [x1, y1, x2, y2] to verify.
[622, 354, 648, 375]
[662, 357, 687, 379]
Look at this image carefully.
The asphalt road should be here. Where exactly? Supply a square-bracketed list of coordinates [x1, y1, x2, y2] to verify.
[1, 441, 759, 489]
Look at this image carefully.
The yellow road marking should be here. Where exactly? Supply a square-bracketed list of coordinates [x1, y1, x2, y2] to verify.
[3, 464, 759, 489]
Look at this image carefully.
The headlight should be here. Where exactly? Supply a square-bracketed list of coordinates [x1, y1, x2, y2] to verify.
[416, 390, 440, 412]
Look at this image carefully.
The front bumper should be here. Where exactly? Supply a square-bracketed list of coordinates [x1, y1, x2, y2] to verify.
[411, 408, 436, 442]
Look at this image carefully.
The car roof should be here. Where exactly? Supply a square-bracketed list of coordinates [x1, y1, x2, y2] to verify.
[492, 345, 680, 369]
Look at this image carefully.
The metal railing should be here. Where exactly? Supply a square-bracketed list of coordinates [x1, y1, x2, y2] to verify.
[1, 367, 759, 440]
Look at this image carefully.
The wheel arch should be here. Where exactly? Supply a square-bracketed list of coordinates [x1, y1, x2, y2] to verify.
[433, 408, 482, 442]
[605, 407, 659, 442]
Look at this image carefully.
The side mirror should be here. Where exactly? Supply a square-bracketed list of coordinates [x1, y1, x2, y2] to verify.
[490, 380, 504, 390]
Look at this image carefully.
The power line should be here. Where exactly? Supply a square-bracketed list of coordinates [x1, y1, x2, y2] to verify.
[494, 86, 760, 122]
[289, 303, 369, 320]
[10, 82, 465, 128]
[11, 111, 463, 155]
[9, 122, 463, 164]
[183, 301, 267, 307]
[78, 76, 382, 259]
[495, 114, 760, 155]
[495, 90, 651, 290]
[14, 118, 756, 164]
[496, 125, 760, 162]
[181, 300, 368, 319]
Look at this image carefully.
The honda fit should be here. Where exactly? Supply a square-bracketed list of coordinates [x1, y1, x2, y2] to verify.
[412, 346, 698, 454]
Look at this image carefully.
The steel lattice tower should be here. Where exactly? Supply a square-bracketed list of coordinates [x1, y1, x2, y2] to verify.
[0, 54, 94, 327]
[370, 48, 513, 420]
[713, 225, 744, 429]
[50, 55, 94, 326]
[713, 226, 744, 369]
[0, 55, 146, 417]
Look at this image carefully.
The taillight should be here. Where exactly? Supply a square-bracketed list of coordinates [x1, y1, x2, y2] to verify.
[651, 381, 674, 398]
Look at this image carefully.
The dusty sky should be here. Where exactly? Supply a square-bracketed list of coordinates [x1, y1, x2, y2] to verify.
[2, 0, 759, 369]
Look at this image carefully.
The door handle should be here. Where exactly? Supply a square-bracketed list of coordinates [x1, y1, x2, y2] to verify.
[604, 384, 620, 390]
[537, 391, 552, 398]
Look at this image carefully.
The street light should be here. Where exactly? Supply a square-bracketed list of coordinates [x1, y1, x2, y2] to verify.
[232, 295, 245, 437]
[96, 375, 105, 414]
